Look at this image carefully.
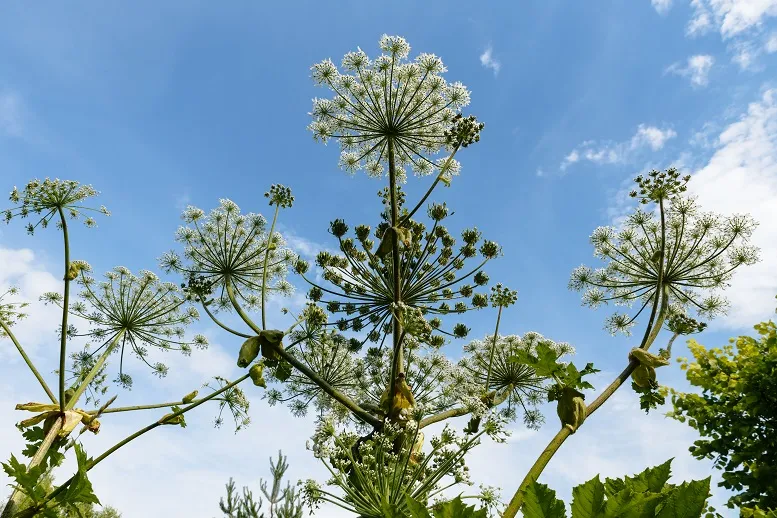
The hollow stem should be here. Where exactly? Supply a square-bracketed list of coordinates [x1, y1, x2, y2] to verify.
[484, 305, 503, 395]
[65, 331, 124, 411]
[386, 137, 404, 423]
[0, 417, 64, 518]
[225, 281, 381, 428]
[503, 287, 670, 518]
[261, 203, 281, 330]
[57, 207, 71, 413]
[12, 374, 252, 518]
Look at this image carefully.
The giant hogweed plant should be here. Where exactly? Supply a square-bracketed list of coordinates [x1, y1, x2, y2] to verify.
[0, 36, 759, 518]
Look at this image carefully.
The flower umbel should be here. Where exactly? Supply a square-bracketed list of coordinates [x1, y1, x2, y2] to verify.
[205, 375, 251, 432]
[3, 178, 108, 234]
[570, 171, 759, 335]
[160, 199, 296, 312]
[0, 287, 28, 337]
[42, 266, 206, 388]
[460, 332, 574, 429]
[298, 193, 498, 350]
[308, 35, 480, 179]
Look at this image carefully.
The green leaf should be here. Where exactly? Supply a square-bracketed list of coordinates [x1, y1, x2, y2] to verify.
[522, 481, 567, 518]
[627, 458, 674, 493]
[407, 497, 488, 518]
[274, 360, 293, 382]
[512, 343, 564, 379]
[656, 477, 711, 518]
[55, 444, 100, 508]
[2, 454, 44, 498]
[406, 495, 433, 518]
[602, 486, 667, 518]
[571, 475, 605, 518]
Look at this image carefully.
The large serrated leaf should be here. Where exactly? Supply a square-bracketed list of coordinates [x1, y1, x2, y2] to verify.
[522, 482, 567, 518]
[406, 495, 433, 518]
[656, 477, 711, 518]
[627, 458, 674, 493]
[571, 475, 605, 518]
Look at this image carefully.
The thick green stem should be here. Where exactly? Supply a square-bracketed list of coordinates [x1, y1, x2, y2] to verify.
[65, 332, 124, 411]
[504, 202, 672, 518]
[57, 207, 71, 413]
[484, 306, 503, 394]
[85, 398, 205, 415]
[225, 282, 381, 428]
[1, 417, 64, 518]
[503, 291, 670, 518]
[386, 138, 405, 423]
[0, 320, 57, 404]
[12, 374, 251, 518]
[419, 386, 511, 429]
[399, 142, 462, 226]
[261, 204, 281, 330]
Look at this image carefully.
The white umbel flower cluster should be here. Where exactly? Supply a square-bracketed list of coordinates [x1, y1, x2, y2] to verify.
[308, 35, 469, 180]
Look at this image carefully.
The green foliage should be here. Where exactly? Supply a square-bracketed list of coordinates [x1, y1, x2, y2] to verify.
[511, 341, 599, 402]
[631, 380, 666, 414]
[520, 459, 711, 518]
[20, 426, 65, 471]
[406, 496, 487, 518]
[665, 296, 777, 512]
[4, 444, 102, 518]
[8, 468, 121, 518]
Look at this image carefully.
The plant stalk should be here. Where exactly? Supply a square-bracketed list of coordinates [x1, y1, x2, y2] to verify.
[11, 374, 251, 518]
[57, 207, 71, 413]
[225, 282, 381, 428]
[1, 417, 64, 518]
[261, 203, 281, 330]
[386, 137, 405, 423]
[65, 331, 124, 411]
[503, 292, 671, 517]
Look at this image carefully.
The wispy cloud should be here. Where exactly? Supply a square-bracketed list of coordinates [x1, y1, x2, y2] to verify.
[0, 90, 23, 137]
[479, 46, 501, 76]
[683, 0, 777, 70]
[767, 32, 777, 52]
[174, 193, 191, 210]
[681, 88, 777, 328]
[730, 40, 764, 71]
[687, 0, 777, 39]
[561, 124, 677, 171]
[651, 0, 673, 15]
[665, 54, 715, 87]
[604, 88, 777, 329]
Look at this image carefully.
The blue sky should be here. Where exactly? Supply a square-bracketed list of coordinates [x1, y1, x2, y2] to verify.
[2, 1, 777, 517]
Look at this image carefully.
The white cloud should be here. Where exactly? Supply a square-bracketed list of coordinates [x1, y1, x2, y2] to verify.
[688, 0, 777, 39]
[665, 54, 715, 87]
[730, 39, 763, 70]
[174, 193, 191, 210]
[683, 88, 777, 328]
[479, 46, 501, 76]
[652, 0, 673, 15]
[690, 121, 720, 149]
[631, 124, 679, 150]
[605, 89, 777, 330]
[0, 91, 23, 137]
[561, 124, 676, 171]
[765, 31, 777, 52]
[0, 247, 64, 362]
[684, 0, 777, 70]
